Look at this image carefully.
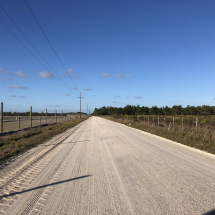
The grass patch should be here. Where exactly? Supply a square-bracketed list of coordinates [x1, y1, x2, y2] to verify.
[103, 116, 215, 155]
[0, 117, 88, 165]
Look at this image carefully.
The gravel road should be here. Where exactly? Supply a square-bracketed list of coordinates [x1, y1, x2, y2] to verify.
[0, 116, 215, 215]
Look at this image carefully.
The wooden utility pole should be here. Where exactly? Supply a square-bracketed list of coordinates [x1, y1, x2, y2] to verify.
[77, 92, 84, 118]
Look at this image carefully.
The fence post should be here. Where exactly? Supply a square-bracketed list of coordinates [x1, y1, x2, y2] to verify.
[17, 117, 20, 130]
[0, 102, 3, 134]
[30, 106, 32, 128]
[173, 117, 174, 130]
[55, 110, 57, 123]
[158, 117, 159, 127]
[196, 118, 198, 131]
[46, 108, 47, 124]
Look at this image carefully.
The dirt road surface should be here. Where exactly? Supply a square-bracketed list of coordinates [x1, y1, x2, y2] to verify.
[0, 116, 215, 215]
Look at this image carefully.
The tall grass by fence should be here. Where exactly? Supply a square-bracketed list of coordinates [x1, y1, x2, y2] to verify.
[114, 115, 215, 132]
[108, 114, 215, 154]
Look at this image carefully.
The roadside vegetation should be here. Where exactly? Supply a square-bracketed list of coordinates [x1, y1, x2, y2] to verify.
[0, 117, 88, 165]
[103, 115, 215, 155]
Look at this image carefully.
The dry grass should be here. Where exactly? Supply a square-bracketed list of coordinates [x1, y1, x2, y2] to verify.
[104, 116, 215, 155]
[0, 117, 88, 165]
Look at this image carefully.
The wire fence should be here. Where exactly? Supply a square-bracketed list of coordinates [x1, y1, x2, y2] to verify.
[0, 103, 87, 134]
[113, 115, 215, 132]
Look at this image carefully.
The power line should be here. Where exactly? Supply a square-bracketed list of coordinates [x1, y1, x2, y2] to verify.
[0, 4, 78, 97]
[23, 0, 80, 91]
[1, 20, 78, 96]
[0, 20, 80, 97]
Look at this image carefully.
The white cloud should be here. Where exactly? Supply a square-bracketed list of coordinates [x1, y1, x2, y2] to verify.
[9, 95, 17, 97]
[65, 94, 70, 96]
[19, 96, 26, 98]
[102, 73, 110, 77]
[12, 71, 27, 78]
[66, 69, 73, 76]
[114, 74, 131, 78]
[95, 71, 99, 74]
[39, 71, 54, 79]
[10, 85, 28, 89]
[135, 96, 142, 99]
[70, 87, 78, 90]
[0, 77, 2, 80]
[8, 77, 13, 80]
[0, 68, 9, 74]
[65, 69, 80, 80]
[84, 88, 92, 91]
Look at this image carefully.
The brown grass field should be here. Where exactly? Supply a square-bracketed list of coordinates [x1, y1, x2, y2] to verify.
[2, 115, 78, 133]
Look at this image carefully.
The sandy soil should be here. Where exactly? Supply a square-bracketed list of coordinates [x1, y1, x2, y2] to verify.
[0, 116, 215, 215]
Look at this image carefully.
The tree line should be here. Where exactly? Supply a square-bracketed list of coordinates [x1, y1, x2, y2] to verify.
[92, 105, 215, 116]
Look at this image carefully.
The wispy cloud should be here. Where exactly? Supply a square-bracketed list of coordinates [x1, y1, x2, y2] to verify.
[114, 74, 131, 78]
[84, 88, 92, 91]
[0, 77, 2, 80]
[10, 85, 28, 89]
[8, 77, 13, 80]
[9, 95, 17, 97]
[213, 97, 215, 100]
[12, 71, 27, 78]
[47, 105, 61, 107]
[65, 69, 80, 80]
[70, 87, 78, 90]
[92, 95, 97, 97]
[114, 96, 120, 97]
[0, 68, 9, 74]
[95, 71, 99, 74]
[65, 93, 70, 96]
[19, 96, 26, 98]
[135, 96, 142, 99]
[102, 73, 110, 77]
[39, 71, 54, 79]
[112, 101, 121, 103]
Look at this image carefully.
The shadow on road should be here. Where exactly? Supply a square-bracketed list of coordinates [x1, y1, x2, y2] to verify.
[204, 209, 215, 215]
[0, 175, 91, 199]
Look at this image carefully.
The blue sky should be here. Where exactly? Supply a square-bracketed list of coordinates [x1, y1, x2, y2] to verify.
[0, 0, 215, 113]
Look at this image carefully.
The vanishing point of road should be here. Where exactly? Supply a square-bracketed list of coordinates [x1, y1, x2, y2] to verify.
[0, 117, 215, 215]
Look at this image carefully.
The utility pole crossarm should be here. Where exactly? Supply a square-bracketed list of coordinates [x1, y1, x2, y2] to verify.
[77, 92, 84, 118]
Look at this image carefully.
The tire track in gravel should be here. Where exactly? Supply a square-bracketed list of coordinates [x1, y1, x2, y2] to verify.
[0, 119, 88, 214]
